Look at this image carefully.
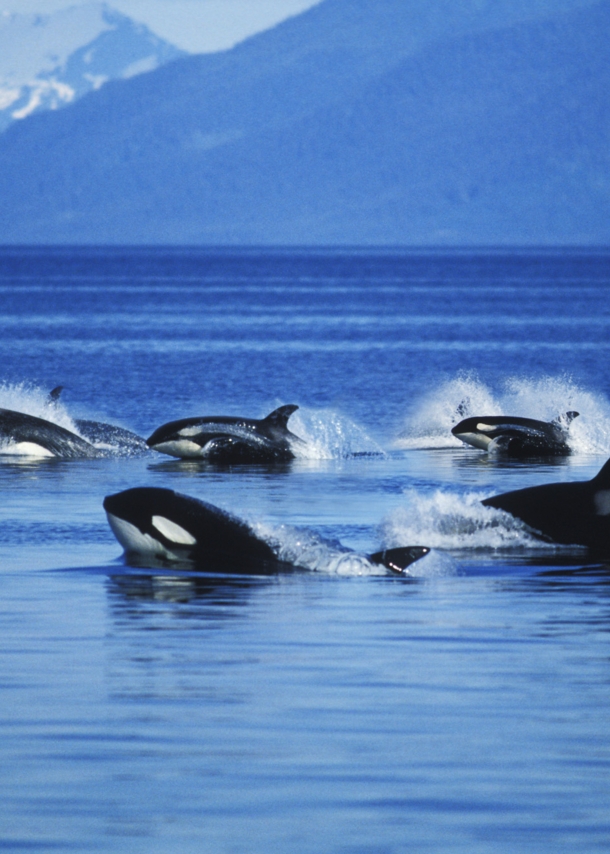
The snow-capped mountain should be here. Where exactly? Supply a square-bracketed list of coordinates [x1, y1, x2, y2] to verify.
[0, 3, 185, 132]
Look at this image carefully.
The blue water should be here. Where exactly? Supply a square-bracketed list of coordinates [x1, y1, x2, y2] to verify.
[1, 247, 610, 852]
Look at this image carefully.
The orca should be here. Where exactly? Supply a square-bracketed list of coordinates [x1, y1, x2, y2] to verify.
[0, 408, 101, 458]
[48, 386, 149, 454]
[103, 486, 430, 574]
[452, 411, 579, 456]
[482, 457, 610, 554]
[146, 404, 304, 462]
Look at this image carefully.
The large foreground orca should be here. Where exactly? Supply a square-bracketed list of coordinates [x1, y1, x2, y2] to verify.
[452, 411, 579, 456]
[482, 457, 610, 553]
[103, 486, 429, 574]
[0, 408, 100, 458]
[49, 386, 149, 454]
[146, 404, 303, 462]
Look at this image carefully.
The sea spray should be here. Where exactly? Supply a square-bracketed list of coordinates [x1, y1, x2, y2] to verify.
[252, 520, 384, 576]
[0, 381, 78, 434]
[397, 372, 610, 454]
[290, 406, 386, 459]
[380, 488, 557, 553]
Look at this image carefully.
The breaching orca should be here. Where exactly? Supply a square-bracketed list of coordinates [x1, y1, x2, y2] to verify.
[482, 457, 610, 554]
[0, 407, 100, 458]
[103, 486, 429, 574]
[49, 386, 149, 454]
[146, 404, 303, 462]
[452, 411, 579, 456]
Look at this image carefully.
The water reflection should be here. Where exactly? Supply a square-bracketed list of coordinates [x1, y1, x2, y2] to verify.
[107, 570, 272, 609]
[450, 451, 575, 473]
[148, 458, 296, 477]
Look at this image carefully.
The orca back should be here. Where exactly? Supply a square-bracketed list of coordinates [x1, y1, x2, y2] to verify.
[482, 458, 610, 552]
[0, 407, 98, 458]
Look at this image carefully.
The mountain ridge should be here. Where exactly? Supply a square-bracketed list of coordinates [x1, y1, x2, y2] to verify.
[0, 3, 184, 132]
[0, 0, 607, 244]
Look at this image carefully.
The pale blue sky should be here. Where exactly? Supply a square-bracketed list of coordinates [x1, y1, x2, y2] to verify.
[0, 0, 322, 52]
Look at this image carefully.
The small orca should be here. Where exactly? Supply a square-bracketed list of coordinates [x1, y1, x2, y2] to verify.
[103, 486, 430, 574]
[48, 386, 149, 454]
[146, 404, 304, 462]
[482, 457, 610, 553]
[452, 411, 579, 456]
[0, 407, 100, 458]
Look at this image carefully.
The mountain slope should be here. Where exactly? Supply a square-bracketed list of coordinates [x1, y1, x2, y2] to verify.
[0, 0, 607, 244]
[0, 3, 184, 132]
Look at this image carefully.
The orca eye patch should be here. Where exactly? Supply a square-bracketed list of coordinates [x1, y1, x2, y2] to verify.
[152, 516, 197, 545]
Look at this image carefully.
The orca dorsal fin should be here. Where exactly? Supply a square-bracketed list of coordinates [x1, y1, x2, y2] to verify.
[49, 385, 64, 402]
[369, 546, 430, 573]
[552, 410, 579, 427]
[592, 457, 610, 487]
[263, 404, 299, 431]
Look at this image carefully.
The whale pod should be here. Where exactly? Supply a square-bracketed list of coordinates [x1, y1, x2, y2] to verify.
[146, 404, 303, 462]
[103, 486, 429, 574]
[482, 457, 610, 553]
[452, 411, 579, 456]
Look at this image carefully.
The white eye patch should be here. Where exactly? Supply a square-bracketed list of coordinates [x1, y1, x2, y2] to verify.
[594, 490, 610, 516]
[152, 515, 197, 545]
[178, 426, 205, 437]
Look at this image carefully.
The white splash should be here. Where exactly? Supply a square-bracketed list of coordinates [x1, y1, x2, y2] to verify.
[380, 489, 555, 553]
[396, 371, 498, 449]
[252, 520, 380, 575]
[396, 372, 610, 454]
[290, 406, 386, 459]
[0, 381, 78, 433]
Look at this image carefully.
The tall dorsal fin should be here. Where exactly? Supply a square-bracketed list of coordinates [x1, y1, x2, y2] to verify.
[592, 457, 610, 487]
[263, 404, 299, 431]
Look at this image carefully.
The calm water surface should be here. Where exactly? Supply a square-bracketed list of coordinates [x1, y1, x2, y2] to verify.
[1, 247, 610, 852]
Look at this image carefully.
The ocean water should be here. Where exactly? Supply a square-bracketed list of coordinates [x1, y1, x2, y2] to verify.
[1, 246, 610, 852]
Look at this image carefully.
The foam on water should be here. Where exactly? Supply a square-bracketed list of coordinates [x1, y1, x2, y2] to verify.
[251, 520, 448, 577]
[253, 520, 383, 576]
[380, 488, 562, 553]
[0, 381, 78, 433]
[290, 406, 386, 459]
[396, 372, 610, 454]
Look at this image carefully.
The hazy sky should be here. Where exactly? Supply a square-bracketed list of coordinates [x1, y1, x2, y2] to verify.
[0, 0, 323, 52]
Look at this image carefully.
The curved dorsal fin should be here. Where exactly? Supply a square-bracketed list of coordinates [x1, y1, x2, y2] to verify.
[369, 546, 430, 573]
[263, 404, 299, 431]
[49, 385, 64, 402]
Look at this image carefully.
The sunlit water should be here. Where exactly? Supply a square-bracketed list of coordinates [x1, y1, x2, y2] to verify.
[1, 247, 610, 852]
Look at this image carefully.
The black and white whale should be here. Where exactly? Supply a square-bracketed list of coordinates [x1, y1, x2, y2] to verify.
[146, 404, 304, 462]
[103, 486, 430, 574]
[0, 408, 101, 458]
[48, 386, 149, 454]
[452, 411, 579, 456]
[482, 457, 610, 554]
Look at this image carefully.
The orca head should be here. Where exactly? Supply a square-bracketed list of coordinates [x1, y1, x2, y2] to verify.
[103, 487, 202, 560]
[451, 416, 496, 450]
[146, 420, 208, 458]
[368, 546, 430, 574]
